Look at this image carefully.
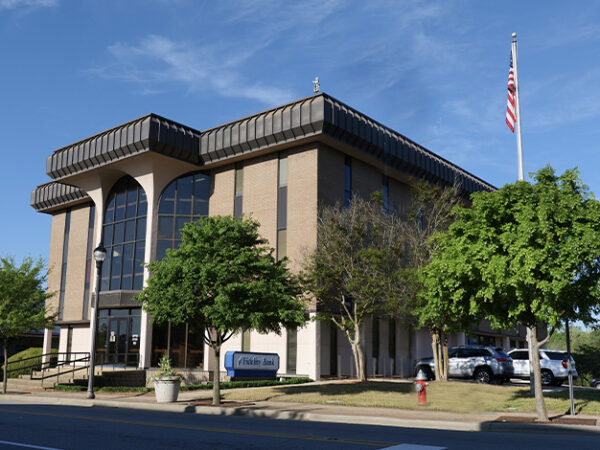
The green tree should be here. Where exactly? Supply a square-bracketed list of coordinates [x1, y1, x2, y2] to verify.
[136, 216, 307, 405]
[402, 182, 463, 381]
[0, 257, 55, 394]
[303, 193, 406, 381]
[421, 167, 600, 421]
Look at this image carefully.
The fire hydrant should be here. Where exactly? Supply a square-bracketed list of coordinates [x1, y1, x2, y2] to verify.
[415, 369, 429, 406]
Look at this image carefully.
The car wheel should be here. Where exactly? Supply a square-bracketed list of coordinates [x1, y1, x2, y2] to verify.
[474, 367, 493, 384]
[541, 370, 554, 386]
[594, 382, 600, 389]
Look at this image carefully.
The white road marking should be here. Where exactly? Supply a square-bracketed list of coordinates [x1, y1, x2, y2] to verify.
[381, 445, 447, 450]
[0, 440, 63, 450]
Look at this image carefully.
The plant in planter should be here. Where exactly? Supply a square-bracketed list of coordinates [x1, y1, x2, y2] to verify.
[152, 354, 182, 403]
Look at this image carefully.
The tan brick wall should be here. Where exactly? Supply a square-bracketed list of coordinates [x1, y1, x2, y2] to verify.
[352, 157, 381, 199]
[389, 178, 412, 216]
[317, 145, 345, 207]
[209, 167, 235, 216]
[243, 154, 278, 248]
[63, 205, 91, 321]
[287, 146, 318, 273]
[47, 212, 66, 317]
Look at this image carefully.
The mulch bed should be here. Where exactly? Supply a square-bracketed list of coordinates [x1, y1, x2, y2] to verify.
[495, 415, 597, 426]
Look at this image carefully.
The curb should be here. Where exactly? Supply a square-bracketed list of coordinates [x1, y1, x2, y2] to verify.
[2, 393, 599, 435]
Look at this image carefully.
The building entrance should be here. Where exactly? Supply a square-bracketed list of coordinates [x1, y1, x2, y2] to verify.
[96, 308, 141, 366]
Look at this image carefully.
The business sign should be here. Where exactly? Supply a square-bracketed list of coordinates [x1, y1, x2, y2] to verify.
[224, 351, 279, 377]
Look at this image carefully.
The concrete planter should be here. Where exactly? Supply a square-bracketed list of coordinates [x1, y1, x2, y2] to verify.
[154, 377, 181, 403]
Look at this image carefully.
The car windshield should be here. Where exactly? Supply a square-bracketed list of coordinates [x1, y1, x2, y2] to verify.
[448, 348, 458, 358]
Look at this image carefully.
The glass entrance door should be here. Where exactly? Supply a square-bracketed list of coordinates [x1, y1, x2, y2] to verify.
[107, 317, 128, 364]
[96, 308, 141, 367]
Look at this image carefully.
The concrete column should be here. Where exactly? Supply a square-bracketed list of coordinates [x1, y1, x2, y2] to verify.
[41, 328, 54, 364]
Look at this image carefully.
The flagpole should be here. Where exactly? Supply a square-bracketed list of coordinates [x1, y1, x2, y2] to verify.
[512, 33, 524, 181]
[511, 31, 533, 394]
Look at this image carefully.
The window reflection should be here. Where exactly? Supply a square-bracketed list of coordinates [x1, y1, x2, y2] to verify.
[101, 176, 147, 291]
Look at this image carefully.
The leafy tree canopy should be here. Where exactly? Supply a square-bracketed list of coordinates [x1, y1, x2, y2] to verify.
[137, 215, 306, 336]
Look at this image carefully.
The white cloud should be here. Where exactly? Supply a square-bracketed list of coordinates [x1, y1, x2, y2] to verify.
[88, 34, 295, 106]
[0, 0, 56, 10]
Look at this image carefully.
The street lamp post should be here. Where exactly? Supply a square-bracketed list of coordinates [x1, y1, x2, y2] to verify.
[87, 243, 106, 399]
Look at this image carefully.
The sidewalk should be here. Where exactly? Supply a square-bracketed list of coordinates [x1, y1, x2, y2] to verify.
[1, 386, 599, 435]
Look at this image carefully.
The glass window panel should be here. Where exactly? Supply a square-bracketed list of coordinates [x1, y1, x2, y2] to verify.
[110, 275, 120, 290]
[103, 224, 113, 247]
[133, 273, 144, 291]
[279, 157, 288, 187]
[277, 229, 287, 261]
[194, 175, 210, 199]
[158, 216, 174, 239]
[115, 204, 125, 222]
[176, 198, 192, 215]
[122, 243, 134, 276]
[158, 199, 174, 214]
[134, 243, 145, 273]
[138, 197, 147, 217]
[110, 245, 122, 279]
[235, 167, 243, 196]
[277, 187, 287, 230]
[162, 182, 175, 200]
[113, 222, 125, 244]
[175, 216, 190, 240]
[136, 218, 145, 242]
[126, 202, 137, 219]
[234, 196, 243, 219]
[193, 199, 208, 216]
[125, 220, 136, 242]
[156, 240, 172, 261]
[178, 176, 193, 199]
[101, 276, 110, 291]
[121, 275, 132, 291]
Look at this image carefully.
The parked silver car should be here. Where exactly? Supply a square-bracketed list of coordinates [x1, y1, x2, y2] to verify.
[414, 345, 514, 384]
[507, 349, 578, 386]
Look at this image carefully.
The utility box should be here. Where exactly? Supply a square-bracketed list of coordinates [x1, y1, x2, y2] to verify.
[224, 351, 279, 378]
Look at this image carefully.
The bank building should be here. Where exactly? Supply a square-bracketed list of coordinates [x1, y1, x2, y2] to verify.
[31, 93, 527, 382]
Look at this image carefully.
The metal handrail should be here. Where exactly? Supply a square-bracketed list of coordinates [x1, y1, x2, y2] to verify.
[31, 352, 91, 381]
[1, 352, 90, 380]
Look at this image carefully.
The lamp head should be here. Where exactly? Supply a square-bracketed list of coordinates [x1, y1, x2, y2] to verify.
[94, 243, 107, 263]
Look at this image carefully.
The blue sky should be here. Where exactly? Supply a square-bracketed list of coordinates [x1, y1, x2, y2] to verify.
[2, 0, 599, 263]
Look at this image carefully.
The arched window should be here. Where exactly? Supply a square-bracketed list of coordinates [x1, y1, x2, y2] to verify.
[101, 176, 147, 291]
[156, 172, 210, 260]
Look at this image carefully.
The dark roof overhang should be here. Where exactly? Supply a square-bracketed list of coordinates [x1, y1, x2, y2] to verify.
[32, 93, 495, 213]
[31, 181, 90, 213]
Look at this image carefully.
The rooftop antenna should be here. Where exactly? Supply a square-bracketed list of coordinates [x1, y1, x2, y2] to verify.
[312, 76, 320, 93]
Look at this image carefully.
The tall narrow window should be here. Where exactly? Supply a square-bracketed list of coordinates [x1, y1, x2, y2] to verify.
[388, 319, 396, 362]
[82, 205, 95, 320]
[277, 155, 288, 261]
[58, 210, 71, 320]
[382, 175, 390, 212]
[234, 165, 244, 219]
[344, 156, 352, 207]
[242, 329, 251, 352]
[101, 177, 147, 292]
[286, 328, 297, 374]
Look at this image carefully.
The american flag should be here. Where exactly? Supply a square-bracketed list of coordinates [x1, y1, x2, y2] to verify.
[506, 52, 516, 132]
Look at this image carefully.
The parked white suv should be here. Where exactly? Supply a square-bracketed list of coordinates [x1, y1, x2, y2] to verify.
[414, 345, 514, 384]
[508, 349, 577, 386]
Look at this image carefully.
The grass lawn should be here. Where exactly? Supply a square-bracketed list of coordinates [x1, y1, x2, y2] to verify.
[218, 380, 600, 416]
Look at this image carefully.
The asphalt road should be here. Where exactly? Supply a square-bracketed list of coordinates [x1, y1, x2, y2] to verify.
[0, 401, 598, 450]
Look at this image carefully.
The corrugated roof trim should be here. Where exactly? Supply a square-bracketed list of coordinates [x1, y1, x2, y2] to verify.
[31, 182, 89, 212]
[46, 114, 202, 180]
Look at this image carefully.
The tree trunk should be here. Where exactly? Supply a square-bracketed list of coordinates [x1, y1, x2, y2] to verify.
[352, 331, 366, 382]
[442, 334, 449, 381]
[212, 342, 221, 406]
[529, 325, 548, 422]
[2, 338, 8, 394]
[431, 330, 446, 381]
